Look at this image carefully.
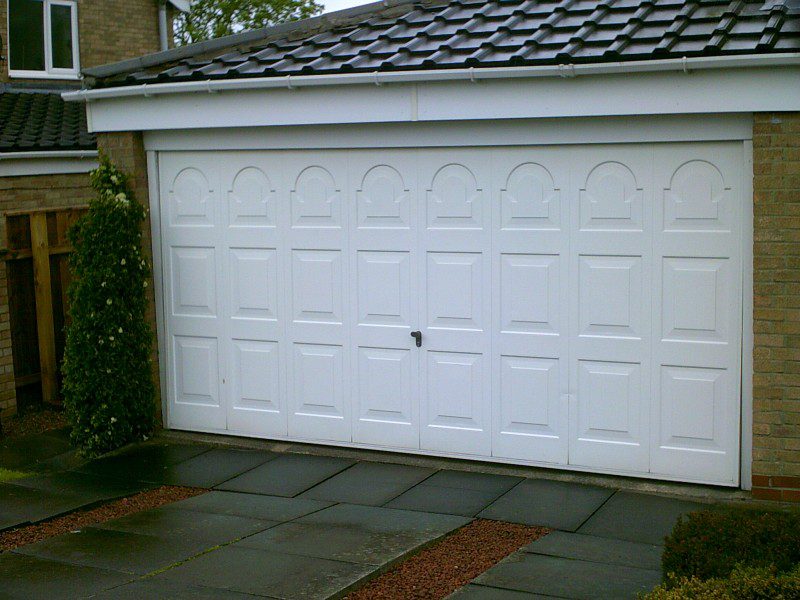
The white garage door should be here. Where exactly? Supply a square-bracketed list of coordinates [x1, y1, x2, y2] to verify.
[157, 141, 743, 485]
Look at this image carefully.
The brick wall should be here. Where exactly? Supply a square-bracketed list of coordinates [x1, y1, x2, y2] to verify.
[0, 0, 163, 84]
[96, 133, 162, 424]
[752, 111, 800, 502]
[0, 172, 95, 417]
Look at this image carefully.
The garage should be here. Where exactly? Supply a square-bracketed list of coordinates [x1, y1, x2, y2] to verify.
[64, 0, 800, 491]
[156, 139, 743, 485]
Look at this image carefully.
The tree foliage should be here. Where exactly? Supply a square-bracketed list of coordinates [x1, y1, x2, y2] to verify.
[62, 156, 155, 456]
[174, 0, 323, 45]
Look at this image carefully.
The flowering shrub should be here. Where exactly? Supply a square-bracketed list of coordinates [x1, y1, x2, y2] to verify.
[645, 566, 800, 599]
[62, 155, 155, 455]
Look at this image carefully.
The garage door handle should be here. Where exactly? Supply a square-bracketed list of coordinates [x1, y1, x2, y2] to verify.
[411, 331, 422, 347]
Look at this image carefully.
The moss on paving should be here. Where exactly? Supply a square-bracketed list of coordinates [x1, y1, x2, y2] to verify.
[0, 468, 33, 482]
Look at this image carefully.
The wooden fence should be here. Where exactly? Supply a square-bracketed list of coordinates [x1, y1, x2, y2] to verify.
[5, 207, 86, 408]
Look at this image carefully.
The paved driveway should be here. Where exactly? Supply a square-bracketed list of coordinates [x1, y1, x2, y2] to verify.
[0, 437, 708, 599]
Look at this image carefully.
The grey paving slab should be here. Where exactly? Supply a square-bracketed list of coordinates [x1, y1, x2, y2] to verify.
[385, 483, 508, 517]
[166, 490, 333, 521]
[0, 552, 132, 599]
[423, 470, 523, 494]
[299, 461, 436, 505]
[0, 430, 73, 470]
[298, 503, 470, 536]
[577, 491, 706, 545]
[10, 471, 153, 504]
[142, 448, 278, 487]
[77, 442, 212, 482]
[0, 482, 89, 529]
[449, 584, 550, 599]
[94, 506, 276, 544]
[217, 454, 356, 497]
[13, 527, 207, 575]
[236, 503, 467, 589]
[522, 530, 663, 570]
[478, 479, 614, 531]
[154, 545, 374, 599]
[92, 579, 267, 600]
[475, 552, 661, 599]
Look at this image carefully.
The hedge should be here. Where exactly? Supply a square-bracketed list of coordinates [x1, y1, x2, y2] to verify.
[645, 566, 800, 600]
[661, 507, 800, 584]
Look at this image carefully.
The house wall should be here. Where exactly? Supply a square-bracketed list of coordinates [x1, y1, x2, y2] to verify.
[0, 173, 94, 418]
[752, 111, 800, 502]
[0, 0, 164, 84]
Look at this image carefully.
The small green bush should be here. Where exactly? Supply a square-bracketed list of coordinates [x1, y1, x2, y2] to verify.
[62, 156, 155, 456]
[662, 507, 800, 584]
[644, 566, 800, 600]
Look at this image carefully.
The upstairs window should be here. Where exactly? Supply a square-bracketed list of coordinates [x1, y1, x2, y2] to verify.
[8, 0, 79, 78]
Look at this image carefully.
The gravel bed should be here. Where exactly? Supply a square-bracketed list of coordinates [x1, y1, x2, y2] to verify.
[346, 519, 549, 600]
[0, 486, 205, 552]
[1, 409, 68, 440]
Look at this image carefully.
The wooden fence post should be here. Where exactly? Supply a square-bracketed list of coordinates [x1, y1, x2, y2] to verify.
[29, 213, 58, 406]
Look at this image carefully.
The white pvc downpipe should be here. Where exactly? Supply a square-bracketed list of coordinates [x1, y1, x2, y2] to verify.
[62, 53, 800, 102]
[158, 1, 169, 52]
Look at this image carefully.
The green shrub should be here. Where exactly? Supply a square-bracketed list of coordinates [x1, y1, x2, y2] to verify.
[662, 507, 800, 584]
[644, 566, 800, 600]
[62, 155, 155, 456]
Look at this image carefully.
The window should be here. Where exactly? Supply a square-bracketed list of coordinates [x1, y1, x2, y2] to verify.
[8, 0, 79, 78]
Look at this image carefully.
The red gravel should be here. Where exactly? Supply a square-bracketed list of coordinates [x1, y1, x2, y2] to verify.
[1, 409, 68, 440]
[0, 486, 205, 552]
[346, 519, 550, 600]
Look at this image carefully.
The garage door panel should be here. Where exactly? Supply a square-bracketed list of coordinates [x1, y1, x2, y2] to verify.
[226, 165, 277, 229]
[291, 249, 344, 326]
[356, 250, 412, 328]
[426, 251, 484, 332]
[170, 335, 225, 430]
[167, 166, 216, 229]
[227, 339, 284, 434]
[491, 149, 570, 464]
[355, 346, 417, 447]
[578, 254, 644, 340]
[651, 365, 737, 483]
[290, 342, 349, 441]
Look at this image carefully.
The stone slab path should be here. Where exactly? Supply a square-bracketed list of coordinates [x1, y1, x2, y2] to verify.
[0, 436, 709, 599]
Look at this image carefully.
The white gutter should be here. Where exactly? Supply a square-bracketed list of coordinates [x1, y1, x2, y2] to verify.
[63, 53, 800, 102]
[0, 150, 99, 160]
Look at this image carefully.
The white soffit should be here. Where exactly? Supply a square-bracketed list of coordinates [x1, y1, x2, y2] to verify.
[0, 152, 99, 177]
[75, 64, 800, 133]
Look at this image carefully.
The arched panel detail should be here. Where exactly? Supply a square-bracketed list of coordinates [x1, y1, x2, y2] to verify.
[427, 163, 483, 229]
[580, 161, 643, 231]
[357, 164, 411, 229]
[501, 162, 560, 230]
[291, 165, 341, 228]
[228, 166, 276, 227]
[170, 167, 213, 227]
[664, 160, 730, 232]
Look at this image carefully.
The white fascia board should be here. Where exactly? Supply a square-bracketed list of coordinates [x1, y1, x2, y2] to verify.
[0, 152, 99, 177]
[167, 0, 191, 12]
[75, 65, 800, 133]
[143, 114, 754, 151]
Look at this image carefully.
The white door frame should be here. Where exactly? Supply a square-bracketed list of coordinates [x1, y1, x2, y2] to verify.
[145, 114, 754, 489]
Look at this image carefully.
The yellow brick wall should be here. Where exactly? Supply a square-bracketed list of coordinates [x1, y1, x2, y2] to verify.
[0, 172, 95, 417]
[1, 0, 163, 84]
[752, 111, 800, 502]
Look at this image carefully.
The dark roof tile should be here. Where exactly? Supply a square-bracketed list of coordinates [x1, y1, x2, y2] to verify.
[93, 0, 799, 87]
[0, 88, 95, 153]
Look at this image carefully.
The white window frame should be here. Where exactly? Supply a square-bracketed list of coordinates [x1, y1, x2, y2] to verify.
[8, 0, 80, 80]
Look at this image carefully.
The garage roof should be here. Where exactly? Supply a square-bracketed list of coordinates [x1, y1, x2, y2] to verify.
[89, 0, 799, 88]
[0, 87, 95, 153]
